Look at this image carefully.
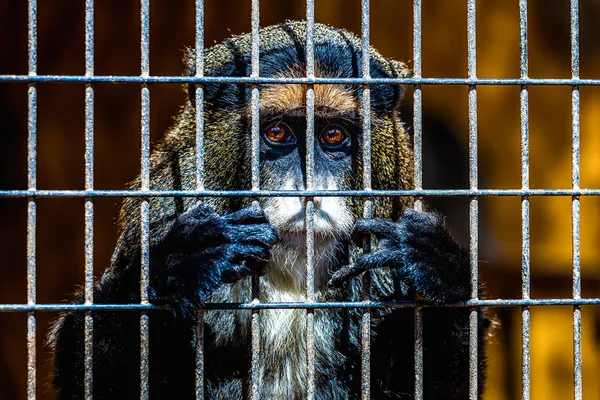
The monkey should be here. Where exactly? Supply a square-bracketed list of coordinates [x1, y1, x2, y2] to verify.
[48, 21, 491, 399]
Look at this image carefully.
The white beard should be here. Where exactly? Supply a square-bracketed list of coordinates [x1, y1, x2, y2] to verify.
[253, 178, 354, 398]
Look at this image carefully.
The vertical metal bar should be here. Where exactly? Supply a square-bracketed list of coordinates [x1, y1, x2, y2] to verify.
[27, 1, 37, 399]
[305, 2, 316, 399]
[412, 0, 424, 398]
[518, 2, 531, 400]
[360, 2, 372, 399]
[140, 0, 150, 398]
[519, 2, 531, 400]
[570, 1, 582, 399]
[194, 0, 205, 398]
[84, 0, 95, 399]
[466, 1, 479, 399]
[195, 0, 205, 194]
[250, 1, 262, 399]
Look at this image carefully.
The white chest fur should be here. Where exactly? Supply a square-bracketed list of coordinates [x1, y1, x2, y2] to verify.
[258, 287, 344, 399]
[205, 238, 348, 398]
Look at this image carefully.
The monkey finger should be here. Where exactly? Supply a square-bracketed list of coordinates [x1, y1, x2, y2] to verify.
[184, 202, 218, 220]
[356, 251, 401, 270]
[327, 263, 368, 289]
[328, 251, 400, 288]
[223, 204, 268, 225]
[229, 224, 279, 245]
[351, 218, 398, 245]
[229, 244, 271, 264]
[221, 264, 252, 284]
[245, 260, 269, 277]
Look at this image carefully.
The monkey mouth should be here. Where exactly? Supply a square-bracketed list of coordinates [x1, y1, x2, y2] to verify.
[278, 209, 345, 238]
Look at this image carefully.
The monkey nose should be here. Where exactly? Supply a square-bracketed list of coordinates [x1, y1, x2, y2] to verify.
[312, 197, 322, 208]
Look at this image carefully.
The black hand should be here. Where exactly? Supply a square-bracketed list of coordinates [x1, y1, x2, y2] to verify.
[328, 209, 470, 304]
[151, 202, 279, 317]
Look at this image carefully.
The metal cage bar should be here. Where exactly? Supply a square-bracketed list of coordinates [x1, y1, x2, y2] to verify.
[3, 297, 600, 313]
[466, 1, 479, 399]
[26, 1, 37, 399]
[250, 0, 262, 398]
[412, 0, 424, 398]
[518, 2, 531, 400]
[194, 0, 206, 398]
[570, 1, 582, 399]
[305, 2, 316, 399]
[139, 1, 151, 398]
[3, 75, 600, 86]
[8, 188, 600, 198]
[359, 1, 372, 399]
[83, 0, 95, 399]
[10, 188, 600, 198]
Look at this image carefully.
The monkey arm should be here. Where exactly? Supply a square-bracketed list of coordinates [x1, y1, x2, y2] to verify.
[329, 209, 490, 399]
[50, 203, 277, 399]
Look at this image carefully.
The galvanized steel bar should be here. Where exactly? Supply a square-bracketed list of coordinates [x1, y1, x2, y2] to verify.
[6, 188, 600, 198]
[83, 0, 95, 398]
[194, 1, 205, 398]
[305, 2, 316, 398]
[412, 0, 424, 398]
[27, 1, 37, 398]
[4, 75, 600, 86]
[195, 0, 205, 193]
[570, 1, 582, 399]
[140, 0, 151, 398]
[360, 1, 372, 398]
[4, 297, 600, 313]
[466, 1, 479, 399]
[519, 2, 531, 399]
[250, 1, 262, 398]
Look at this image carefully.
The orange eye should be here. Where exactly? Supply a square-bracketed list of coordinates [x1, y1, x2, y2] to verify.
[321, 127, 346, 146]
[266, 126, 288, 143]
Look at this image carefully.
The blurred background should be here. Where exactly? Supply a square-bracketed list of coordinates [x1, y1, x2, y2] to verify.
[1, 0, 599, 399]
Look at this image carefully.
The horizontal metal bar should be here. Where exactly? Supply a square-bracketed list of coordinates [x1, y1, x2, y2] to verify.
[2, 298, 600, 312]
[4, 189, 600, 198]
[1, 75, 600, 86]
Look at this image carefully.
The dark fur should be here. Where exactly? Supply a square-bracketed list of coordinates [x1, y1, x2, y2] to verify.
[49, 22, 490, 399]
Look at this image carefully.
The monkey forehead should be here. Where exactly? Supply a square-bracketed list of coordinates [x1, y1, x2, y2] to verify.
[185, 21, 409, 115]
[254, 64, 355, 119]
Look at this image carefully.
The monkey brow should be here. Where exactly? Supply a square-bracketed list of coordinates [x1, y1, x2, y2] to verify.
[258, 106, 359, 123]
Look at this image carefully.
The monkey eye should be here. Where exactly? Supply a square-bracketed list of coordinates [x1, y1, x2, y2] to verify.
[264, 124, 295, 146]
[320, 125, 349, 149]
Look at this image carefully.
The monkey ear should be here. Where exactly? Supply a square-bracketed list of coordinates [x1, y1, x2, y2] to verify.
[183, 47, 197, 105]
[389, 60, 410, 79]
[386, 60, 410, 111]
[183, 47, 197, 77]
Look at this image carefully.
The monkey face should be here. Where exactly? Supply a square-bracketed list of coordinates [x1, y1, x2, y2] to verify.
[259, 114, 357, 241]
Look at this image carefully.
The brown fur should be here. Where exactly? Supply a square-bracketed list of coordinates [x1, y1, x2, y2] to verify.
[259, 64, 357, 119]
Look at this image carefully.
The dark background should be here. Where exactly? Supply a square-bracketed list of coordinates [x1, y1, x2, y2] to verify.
[1, 1, 600, 399]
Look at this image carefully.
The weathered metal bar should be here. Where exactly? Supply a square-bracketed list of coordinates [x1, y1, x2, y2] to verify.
[519, 2, 531, 399]
[3, 75, 600, 86]
[83, 0, 95, 398]
[6, 188, 600, 198]
[360, 1, 372, 399]
[4, 297, 600, 313]
[27, 1, 38, 398]
[194, 0, 206, 398]
[570, 1, 582, 399]
[139, 0, 151, 398]
[305, 2, 316, 398]
[467, 1, 479, 398]
[250, 0, 262, 398]
[412, 0, 424, 398]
